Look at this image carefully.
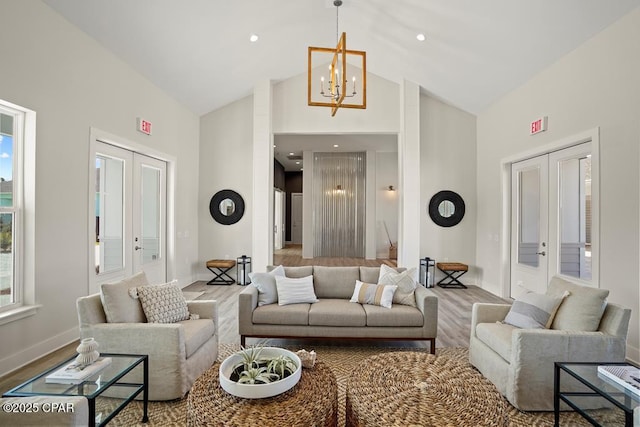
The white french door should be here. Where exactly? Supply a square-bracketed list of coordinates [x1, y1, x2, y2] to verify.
[91, 141, 167, 293]
[510, 141, 596, 298]
[510, 155, 549, 298]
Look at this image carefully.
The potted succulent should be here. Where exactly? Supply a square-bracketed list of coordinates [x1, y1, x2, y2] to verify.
[220, 344, 302, 398]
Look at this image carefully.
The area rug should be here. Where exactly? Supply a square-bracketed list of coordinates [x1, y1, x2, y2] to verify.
[107, 345, 616, 426]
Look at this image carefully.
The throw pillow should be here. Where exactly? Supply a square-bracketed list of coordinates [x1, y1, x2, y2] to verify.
[378, 264, 418, 307]
[546, 276, 609, 331]
[100, 271, 150, 323]
[275, 275, 319, 306]
[137, 281, 190, 323]
[350, 280, 397, 309]
[250, 265, 286, 306]
[503, 291, 568, 329]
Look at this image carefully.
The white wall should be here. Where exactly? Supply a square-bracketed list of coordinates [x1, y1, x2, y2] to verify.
[376, 152, 399, 258]
[198, 96, 254, 280]
[476, 8, 640, 361]
[420, 95, 477, 281]
[0, 1, 200, 375]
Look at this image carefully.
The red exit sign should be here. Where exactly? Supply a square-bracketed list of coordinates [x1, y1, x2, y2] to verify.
[137, 117, 152, 135]
[530, 116, 548, 135]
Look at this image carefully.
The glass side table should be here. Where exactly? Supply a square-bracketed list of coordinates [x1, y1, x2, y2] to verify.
[554, 361, 640, 427]
[3, 353, 148, 427]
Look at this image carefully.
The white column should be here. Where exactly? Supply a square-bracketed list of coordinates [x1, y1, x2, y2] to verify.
[398, 79, 421, 268]
[252, 80, 273, 272]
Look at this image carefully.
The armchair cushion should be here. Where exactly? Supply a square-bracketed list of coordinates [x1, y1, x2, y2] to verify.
[137, 281, 190, 323]
[547, 276, 609, 331]
[100, 271, 149, 323]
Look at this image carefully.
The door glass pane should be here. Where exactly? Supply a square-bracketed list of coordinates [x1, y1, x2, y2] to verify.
[141, 165, 160, 263]
[559, 156, 591, 279]
[95, 156, 124, 274]
[518, 168, 540, 267]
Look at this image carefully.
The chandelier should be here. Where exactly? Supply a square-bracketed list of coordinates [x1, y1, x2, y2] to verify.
[307, 0, 366, 116]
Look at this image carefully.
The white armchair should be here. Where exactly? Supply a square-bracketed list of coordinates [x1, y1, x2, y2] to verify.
[469, 277, 631, 411]
[76, 293, 218, 401]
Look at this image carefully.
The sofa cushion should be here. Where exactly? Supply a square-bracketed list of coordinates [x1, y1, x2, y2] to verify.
[350, 280, 397, 309]
[137, 281, 190, 323]
[503, 291, 567, 329]
[363, 304, 424, 327]
[547, 276, 609, 331]
[100, 271, 149, 323]
[475, 322, 516, 362]
[378, 264, 418, 307]
[253, 303, 310, 326]
[313, 266, 360, 299]
[267, 265, 313, 278]
[179, 318, 216, 358]
[359, 267, 382, 284]
[276, 275, 319, 305]
[309, 299, 366, 327]
[250, 265, 285, 306]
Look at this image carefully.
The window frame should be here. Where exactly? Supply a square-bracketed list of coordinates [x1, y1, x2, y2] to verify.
[0, 99, 39, 324]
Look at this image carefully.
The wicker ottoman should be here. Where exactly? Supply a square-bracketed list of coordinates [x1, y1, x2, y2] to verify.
[187, 361, 337, 426]
[346, 352, 508, 426]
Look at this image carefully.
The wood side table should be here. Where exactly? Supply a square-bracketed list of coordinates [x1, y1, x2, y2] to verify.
[206, 259, 236, 285]
[436, 262, 468, 288]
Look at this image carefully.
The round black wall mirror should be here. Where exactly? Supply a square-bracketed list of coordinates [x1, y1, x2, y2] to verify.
[210, 189, 245, 225]
[428, 190, 465, 227]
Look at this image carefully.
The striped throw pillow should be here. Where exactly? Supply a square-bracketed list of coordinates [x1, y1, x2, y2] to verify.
[503, 291, 568, 329]
[350, 280, 397, 309]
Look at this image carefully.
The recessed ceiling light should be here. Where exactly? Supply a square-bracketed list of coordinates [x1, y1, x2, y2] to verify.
[295, 161, 301, 165]
[333, 144, 339, 148]
[416, 33, 426, 42]
[289, 152, 295, 156]
[249, 34, 259, 43]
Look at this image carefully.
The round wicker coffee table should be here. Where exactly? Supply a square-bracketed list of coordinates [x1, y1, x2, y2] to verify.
[187, 361, 337, 426]
[346, 351, 508, 427]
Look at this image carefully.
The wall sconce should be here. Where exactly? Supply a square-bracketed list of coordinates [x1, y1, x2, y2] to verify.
[337, 184, 343, 190]
[388, 185, 395, 191]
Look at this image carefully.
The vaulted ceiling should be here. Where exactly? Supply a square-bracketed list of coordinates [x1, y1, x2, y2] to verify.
[42, 0, 640, 117]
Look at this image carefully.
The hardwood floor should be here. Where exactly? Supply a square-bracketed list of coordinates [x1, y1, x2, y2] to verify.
[0, 250, 510, 394]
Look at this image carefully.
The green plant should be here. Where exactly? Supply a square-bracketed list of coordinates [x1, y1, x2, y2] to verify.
[266, 355, 297, 379]
[234, 343, 266, 373]
[237, 367, 279, 384]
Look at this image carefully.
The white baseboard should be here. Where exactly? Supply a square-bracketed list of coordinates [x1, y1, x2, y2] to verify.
[0, 326, 79, 377]
[626, 343, 639, 365]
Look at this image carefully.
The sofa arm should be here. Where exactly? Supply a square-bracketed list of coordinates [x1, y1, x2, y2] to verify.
[238, 286, 258, 336]
[82, 322, 186, 360]
[470, 303, 511, 337]
[415, 286, 438, 335]
[512, 329, 627, 365]
[187, 300, 218, 325]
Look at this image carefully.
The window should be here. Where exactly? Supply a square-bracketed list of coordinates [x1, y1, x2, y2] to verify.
[0, 99, 37, 323]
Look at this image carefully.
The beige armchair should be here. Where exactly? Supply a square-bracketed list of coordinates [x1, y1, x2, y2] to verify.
[76, 293, 218, 401]
[469, 277, 631, 411]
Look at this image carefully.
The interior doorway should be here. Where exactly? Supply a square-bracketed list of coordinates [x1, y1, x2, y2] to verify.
[274, 188, 285, 250]
[290, 193, 303, 245]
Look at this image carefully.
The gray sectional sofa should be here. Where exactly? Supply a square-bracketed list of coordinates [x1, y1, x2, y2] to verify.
[238, 266, 438, 353]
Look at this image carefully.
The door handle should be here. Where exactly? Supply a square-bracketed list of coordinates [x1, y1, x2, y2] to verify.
[536, 251, 546, 256]
[135, 245, 143, 251]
